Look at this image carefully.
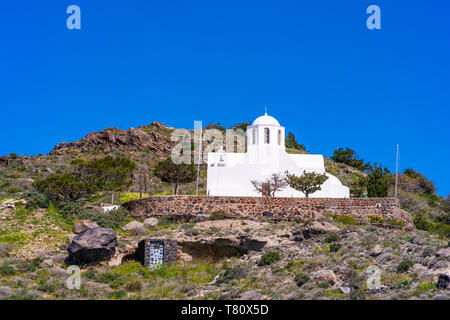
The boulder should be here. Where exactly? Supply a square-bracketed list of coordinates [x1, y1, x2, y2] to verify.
[0, 286, 12, 298]
[436, 273, 450, 289]
[123, 221, 146, 235]
[435, 248, 450, 261]
[432, 294, 449, 300]
[370, 245, 383, 257]
[143, 218, 158, 229]
[68, 228, 118, 264]
[39, 259, 54, 268]
[73, 220, 99, 234]
[194, 214, 210, 222]
[308, 221, 340, 234]
[312, 270, 338, 285]
[262, 211, 273, 218]
[238, 290, 262, 300]
[339, 286, 351, 294]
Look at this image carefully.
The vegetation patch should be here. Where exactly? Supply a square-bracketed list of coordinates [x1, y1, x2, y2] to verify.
[258, 251, 281, 266]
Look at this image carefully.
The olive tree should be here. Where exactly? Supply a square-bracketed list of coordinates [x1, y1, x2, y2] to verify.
[285, 170, 329, 198]
[153, 158, 197, 195]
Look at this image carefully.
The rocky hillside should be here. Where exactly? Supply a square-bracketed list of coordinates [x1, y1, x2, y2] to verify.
[0, 121, 448, 233]
[0, 199, 449, 300]
[0, 121, 449, 300]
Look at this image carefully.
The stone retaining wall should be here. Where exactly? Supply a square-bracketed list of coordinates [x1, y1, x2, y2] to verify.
[123, 196, 414, 228]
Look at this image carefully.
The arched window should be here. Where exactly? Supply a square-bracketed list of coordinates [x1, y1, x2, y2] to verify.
[278, 130, 281, 145]
[252, 128, 256, 145]
[264, 128, 270, 144]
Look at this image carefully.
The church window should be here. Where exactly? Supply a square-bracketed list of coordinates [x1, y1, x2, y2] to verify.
[264, 128, 270, 144]
[252, 128, 256, 145]
[278, 130, 281, 145]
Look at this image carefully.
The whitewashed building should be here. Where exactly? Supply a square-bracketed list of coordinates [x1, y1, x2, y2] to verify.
[206, 113, 350, 198]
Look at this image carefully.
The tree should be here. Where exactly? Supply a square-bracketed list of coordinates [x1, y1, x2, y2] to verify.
[72, 156, 137, 203]
[36, 156, 136, 203]
[251, 173, 288, 197]
[153, 158, 197, 195]
[35, 173, 93, 202]
[367, 164, 390, 197]
[285, 132, 305, 151]
[350, 174, 368, 197]
[402, 168, 436, 195]
[285, 170, 329, 198]
[136, 163, 150, 198]
[331, 147, 371, 172]
[231, 121, 251, 132]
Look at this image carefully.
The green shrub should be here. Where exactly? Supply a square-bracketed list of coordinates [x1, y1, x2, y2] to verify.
[38, 279, 57, 293]
[84, 269, 98, 280]
[258, 251, 281, 266]
[349, 288, 366, 300]
[23, 191, 49, 209]
[332, 214, 358, 225]
[385, 219, 405, 227]
[324, 233, 339, 243]
[368, 214, 385, 224]
[216, 265, 246, 284]
[125, 280, 142, 292]
[79, 207, 129, 229]
[294, 273, 310, 287]
[97, 271, 122, 284]
[396, 259, 414, 273]
[329, 243, 342, 252]
[57, 201, 129, 229]
[25, 258, 43, 272]
[108, 290, 127, 299]
[0, 264, 16, 276]
[210, 210, 228, 220]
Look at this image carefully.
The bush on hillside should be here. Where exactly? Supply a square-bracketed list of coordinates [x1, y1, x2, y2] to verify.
[23, 191, 49, 209]
[258, 251, 281, 266]
[57, 201, 129, 229]
[294, 273, 310, 287]
[396, 259, 414, 273]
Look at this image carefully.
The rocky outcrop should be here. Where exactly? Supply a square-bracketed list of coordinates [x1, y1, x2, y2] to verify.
[73, 220, 99, 234]
[143, 217, 158, 229]
[51, 122, 175, 155]
[68, 228, 118, 265]
[123, 221, 146, 235]
[307, 221, 340, 234]
[312, 270, 338, 285]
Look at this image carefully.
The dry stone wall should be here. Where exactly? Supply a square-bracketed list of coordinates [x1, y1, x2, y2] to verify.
[123, 196, 414, 228]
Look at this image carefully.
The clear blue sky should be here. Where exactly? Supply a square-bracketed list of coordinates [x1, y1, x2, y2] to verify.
[1, 1, 449, 195]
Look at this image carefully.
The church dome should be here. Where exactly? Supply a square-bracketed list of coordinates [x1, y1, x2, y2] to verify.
[252, 113, 280, 126]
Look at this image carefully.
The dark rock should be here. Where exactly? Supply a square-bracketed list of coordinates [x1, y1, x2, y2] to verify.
[68, 227, 118, 265]
[294, 235, 303, 242]
[262, 211, 273, 218]
[302, 229, 312, 240]
[436, 274, 450, 289]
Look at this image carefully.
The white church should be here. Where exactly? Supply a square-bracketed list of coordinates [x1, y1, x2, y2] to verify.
[206, 113, 350, 198]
